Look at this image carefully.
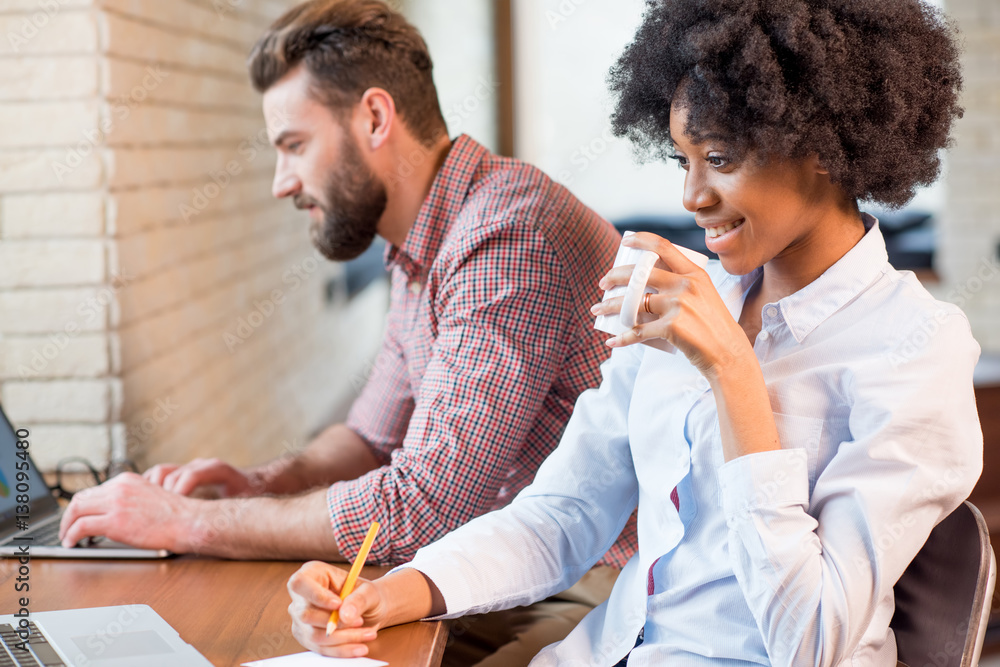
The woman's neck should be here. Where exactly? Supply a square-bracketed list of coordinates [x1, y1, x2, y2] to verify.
[758, 205, 866, 304]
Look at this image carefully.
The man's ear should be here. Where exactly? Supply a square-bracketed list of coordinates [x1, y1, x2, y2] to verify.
[358, 87, 395, 151]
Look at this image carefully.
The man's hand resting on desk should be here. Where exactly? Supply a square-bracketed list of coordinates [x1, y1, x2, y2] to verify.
[287, 562, 445, 658]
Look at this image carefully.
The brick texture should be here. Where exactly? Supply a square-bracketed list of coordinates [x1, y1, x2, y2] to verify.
[0, 0, 386, 470]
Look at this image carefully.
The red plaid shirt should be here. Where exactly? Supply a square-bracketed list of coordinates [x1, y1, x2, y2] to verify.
[328, 135, 637, 566]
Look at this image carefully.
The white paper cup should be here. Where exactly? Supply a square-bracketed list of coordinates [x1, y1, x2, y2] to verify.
[594, 231, 710, 353]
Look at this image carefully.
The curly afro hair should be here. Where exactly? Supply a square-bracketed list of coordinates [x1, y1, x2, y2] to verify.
[608, 0, 964, 209]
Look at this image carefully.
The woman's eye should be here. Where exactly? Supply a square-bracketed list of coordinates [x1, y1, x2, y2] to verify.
[288, 142, 302, 152]
[707, 155, 728, 168]
[670, 155, 689, 170]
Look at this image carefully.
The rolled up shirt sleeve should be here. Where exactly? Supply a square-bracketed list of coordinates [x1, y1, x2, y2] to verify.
[717, 310, 983, 667]
[328, 223, 575, 564]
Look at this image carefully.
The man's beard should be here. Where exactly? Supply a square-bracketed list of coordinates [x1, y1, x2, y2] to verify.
[296, 136, 387, 262]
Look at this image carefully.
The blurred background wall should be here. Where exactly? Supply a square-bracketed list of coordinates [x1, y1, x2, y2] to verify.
[0, 0, 997, 475]
[0, 0, 388, 470]
[942, 0, 1000, 353]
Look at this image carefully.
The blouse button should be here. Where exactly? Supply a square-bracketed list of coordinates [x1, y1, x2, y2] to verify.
[758, 330, 770, 342]
[765, 306, 779, 319]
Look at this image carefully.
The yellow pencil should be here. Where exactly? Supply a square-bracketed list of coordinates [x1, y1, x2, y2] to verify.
[327, 521, 381, 636]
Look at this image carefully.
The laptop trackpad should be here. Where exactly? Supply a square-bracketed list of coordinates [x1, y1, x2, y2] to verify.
[71, 629, 175, 660]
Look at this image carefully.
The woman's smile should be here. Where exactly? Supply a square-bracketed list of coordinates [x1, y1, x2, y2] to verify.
[701, 218, 746, 253]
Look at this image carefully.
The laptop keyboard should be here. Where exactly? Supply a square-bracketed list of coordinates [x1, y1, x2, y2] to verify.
[14, 521, 61, 547]
[0, 622, 66, 666]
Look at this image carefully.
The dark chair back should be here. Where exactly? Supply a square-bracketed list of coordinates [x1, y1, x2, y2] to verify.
[892, 501, 996, 667]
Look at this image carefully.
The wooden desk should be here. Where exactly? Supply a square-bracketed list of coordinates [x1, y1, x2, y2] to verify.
[0, 557, 448, 667]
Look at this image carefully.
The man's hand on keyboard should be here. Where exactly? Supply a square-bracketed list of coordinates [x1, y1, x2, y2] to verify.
[144, 458, 258, 498]
[58, 472, 196, 552]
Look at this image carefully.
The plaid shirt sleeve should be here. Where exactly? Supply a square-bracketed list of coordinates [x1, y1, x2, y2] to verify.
[328, 222, 574, 564]
[345, 306, 414, 466]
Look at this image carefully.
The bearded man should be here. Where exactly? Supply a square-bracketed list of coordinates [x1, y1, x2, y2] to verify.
[60, 2, 634, 664]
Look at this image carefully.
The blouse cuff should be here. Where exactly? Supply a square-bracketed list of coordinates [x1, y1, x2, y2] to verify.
[717, 448, 810, 526]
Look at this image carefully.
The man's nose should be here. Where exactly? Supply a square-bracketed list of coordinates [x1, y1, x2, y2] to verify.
[272, 157, 301, 199]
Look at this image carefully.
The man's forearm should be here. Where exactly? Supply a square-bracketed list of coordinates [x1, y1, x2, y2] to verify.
[181, 487, 347, 561]
[249, 424, 381, 496]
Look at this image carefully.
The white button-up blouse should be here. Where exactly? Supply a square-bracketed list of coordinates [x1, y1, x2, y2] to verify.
[401, 215, 983, 666]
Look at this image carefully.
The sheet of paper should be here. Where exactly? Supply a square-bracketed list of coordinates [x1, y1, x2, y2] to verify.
[242, 651, 388, 667]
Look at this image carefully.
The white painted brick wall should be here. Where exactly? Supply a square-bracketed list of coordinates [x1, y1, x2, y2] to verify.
[0, 287, 112, 334]
[0, 148, 104, 191]
[1, 379, 119, 423]
[103, 0, 348, 469]
[1, 192, 105, 237]
[0, 240, 106, 288]
[1, 0, 385, 471]
[0, 57, 98, 101]
[0, 11, 100, 57]
[0, 100, 100, 148]
[0, 334, 111, 380]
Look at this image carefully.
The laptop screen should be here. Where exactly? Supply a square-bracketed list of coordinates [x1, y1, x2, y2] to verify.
[0, 404, 59, 535]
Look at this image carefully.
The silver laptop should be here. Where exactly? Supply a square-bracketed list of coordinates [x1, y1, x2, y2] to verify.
[0, 404, 169, 559]
[0, 604, 212, 666]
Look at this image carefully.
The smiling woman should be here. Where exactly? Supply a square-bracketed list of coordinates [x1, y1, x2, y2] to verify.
[284, 1, 984, 665]
[662, 101, 865, 283]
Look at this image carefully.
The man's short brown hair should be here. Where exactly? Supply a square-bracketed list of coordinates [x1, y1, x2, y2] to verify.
[249, 0, 447, 144]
